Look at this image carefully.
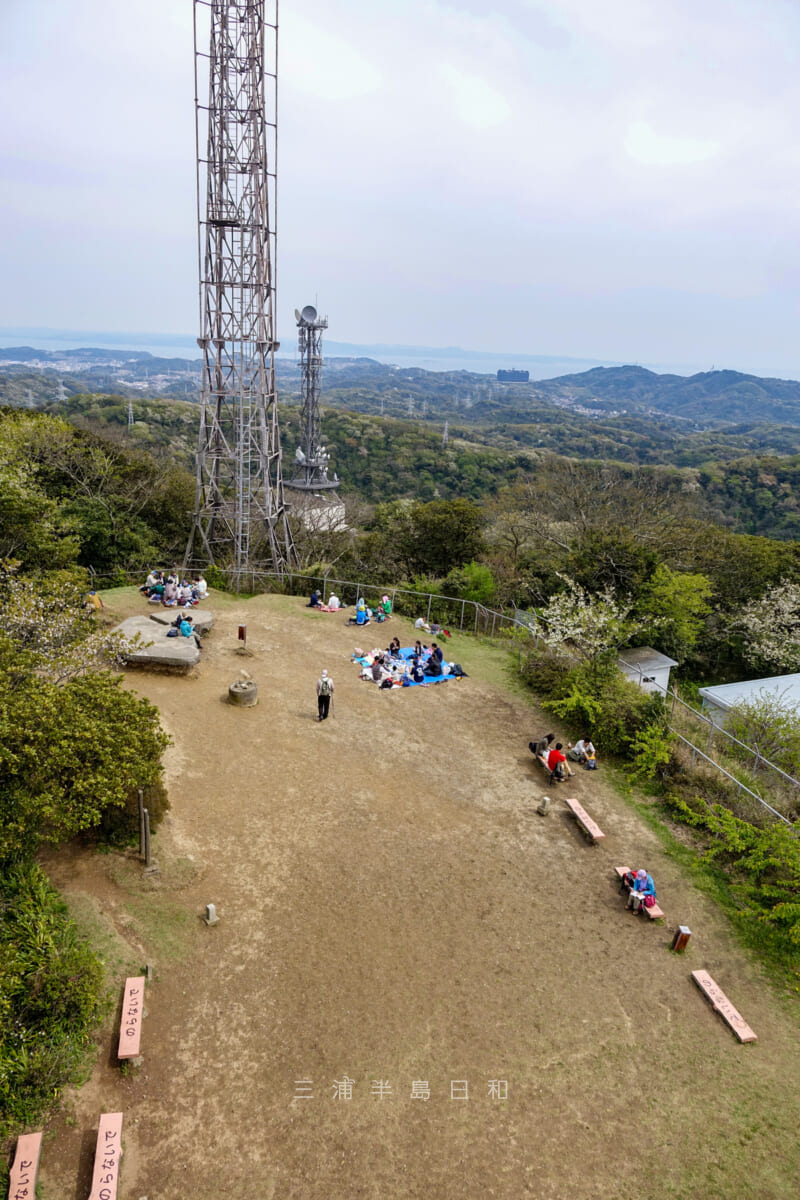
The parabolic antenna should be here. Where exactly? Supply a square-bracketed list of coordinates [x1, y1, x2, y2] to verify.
[294, 308, 302, 323]
[301, 304, 318, 323]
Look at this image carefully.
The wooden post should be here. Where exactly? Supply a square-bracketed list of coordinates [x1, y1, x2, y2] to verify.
[138, 790, 145, 859]
[143, 809, 152, 868]
[460, 599, 465, 631]
[238, 624, 247, 650]
[426, 593, 432, 623]
[672, 926, 692, 953]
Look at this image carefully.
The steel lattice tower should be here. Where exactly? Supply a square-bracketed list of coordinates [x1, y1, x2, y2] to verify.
[186, 0, 295, 578]
[287, 305, 339, 492]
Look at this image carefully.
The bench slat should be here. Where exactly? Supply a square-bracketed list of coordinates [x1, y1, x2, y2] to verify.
[564, 797, 605, 842]
[9, 1131, 42, 1200]
[88, 1113, 123, 1200]
[692, 970, 757, 1043]
[118, 975, 146, 1060]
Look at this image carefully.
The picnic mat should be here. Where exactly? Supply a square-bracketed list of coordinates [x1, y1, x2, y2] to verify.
[353, 646, 458, 687]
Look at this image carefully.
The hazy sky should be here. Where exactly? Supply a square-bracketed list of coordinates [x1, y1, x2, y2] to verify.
[2, 0, 800, 375]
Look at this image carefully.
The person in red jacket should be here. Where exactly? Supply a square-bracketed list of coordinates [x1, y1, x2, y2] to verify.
[547, 742, 574, 783]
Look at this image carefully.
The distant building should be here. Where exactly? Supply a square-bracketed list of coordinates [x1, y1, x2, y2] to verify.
[497, 368, 529, 382]
[618, 647, 678, 695]
[698, 674, 800, 726]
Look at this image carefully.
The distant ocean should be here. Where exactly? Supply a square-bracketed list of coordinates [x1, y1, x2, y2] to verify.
[0, 327, 706, 380]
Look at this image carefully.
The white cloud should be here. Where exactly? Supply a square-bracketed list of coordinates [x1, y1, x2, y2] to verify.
[624, 120, 721, 167]
[439, 64, 512, 130]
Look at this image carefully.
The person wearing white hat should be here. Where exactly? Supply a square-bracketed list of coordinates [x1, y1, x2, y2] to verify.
[316, 669, 334, 721]
[627, 868, 657, 913]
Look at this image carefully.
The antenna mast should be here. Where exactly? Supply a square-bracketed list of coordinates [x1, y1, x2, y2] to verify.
[286, 306, 338, 492]
[186, 0, 295, 580]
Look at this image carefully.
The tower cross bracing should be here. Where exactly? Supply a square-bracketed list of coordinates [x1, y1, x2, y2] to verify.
[187, 0, 294, 576]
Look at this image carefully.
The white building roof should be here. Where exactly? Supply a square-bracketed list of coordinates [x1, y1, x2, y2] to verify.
[618, 646, 678, 672]
[698, 673, 800, 713]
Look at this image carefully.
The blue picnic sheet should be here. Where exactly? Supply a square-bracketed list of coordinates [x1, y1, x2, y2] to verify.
[353, 646, 454, 687]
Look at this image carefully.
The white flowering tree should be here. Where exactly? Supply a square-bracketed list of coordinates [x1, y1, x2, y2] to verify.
[0, 564, 130, 688]
[735, 581, 800, 673]
[532, 576, 637, 663]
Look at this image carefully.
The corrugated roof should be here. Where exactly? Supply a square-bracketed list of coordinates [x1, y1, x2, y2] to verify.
[618, 646, 679, 671]
[698, 673, 800, 712]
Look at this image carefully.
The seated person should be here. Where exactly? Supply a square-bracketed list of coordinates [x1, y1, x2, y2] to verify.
[627, 869, 657, 914]
[429, 641, 444, 666]
[195, 574, 208, 599]
[387, 637, 401, 657]
[430, 621, 441, 635]
[307, 589, 321, 608]
[148, 581, 165, 603]
[413, 639, 424, 658]
[179, 580, 193, 605]
[141, 569, 159, 594]
[356, 605, 369, 626]
[546, 742, 574, 783]
[179, 615, 194, 638]
[529, 733, 555, 767]
[411, 657, 426, 683]
[381, 595, 392, 616]
[567, 736, 596, 765]
[414, 617, 431, 633]
[424, 653, 443, 678]
[327, 593, 341, 611]
[371, 658, 388, 683]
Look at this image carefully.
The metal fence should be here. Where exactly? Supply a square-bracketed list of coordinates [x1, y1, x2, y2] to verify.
[95, 563, 798, 826]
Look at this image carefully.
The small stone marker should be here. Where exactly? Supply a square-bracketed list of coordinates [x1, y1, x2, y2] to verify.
[691, 969, 757, 1043]
[204, 902, 220, 926]
[537, 796, 551, 816]
[672, 926, 692, 953]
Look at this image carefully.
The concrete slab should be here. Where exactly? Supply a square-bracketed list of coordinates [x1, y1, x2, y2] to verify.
[148, 608, 214, 635]
[115, 616, 201, 669]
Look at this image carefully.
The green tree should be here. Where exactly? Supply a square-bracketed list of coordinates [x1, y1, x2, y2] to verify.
[635, 564, 713, 661]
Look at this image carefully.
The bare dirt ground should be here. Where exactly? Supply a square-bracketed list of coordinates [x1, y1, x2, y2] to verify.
[36, 590, 800, 1199]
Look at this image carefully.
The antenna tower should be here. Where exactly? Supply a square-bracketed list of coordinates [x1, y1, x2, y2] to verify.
[442, 420, 448, 446]
[186, 0, 294, 579]
[127, 399, 135, 428]
[286, 306, 338, 492]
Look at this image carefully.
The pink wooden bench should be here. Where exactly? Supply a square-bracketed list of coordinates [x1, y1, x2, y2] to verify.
[117, 975, 145, 1061]
[564, 797, 605, 843]
[614, 866, 664, 920]
[691, 970, 757, 1043]
[88, 1112, 123, 1200]
[8, 1131, 42, 1200]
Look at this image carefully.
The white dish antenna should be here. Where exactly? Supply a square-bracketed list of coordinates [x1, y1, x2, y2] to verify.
[301, 304, 318, 323]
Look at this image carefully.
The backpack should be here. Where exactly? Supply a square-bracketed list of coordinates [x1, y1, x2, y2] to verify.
[583, 759, 598, 770]
[319, 677, 332, 697]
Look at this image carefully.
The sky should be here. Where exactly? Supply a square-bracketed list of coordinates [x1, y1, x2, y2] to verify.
[2, 0, 800, 376]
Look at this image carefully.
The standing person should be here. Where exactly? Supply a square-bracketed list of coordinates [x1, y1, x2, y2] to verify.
[316, 669, 334, 721]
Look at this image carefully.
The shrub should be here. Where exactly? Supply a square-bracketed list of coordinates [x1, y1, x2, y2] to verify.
[0, 862, 105, 1136]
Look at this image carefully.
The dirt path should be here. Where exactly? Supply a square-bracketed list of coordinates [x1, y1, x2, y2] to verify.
[39, 592, 800, 1199]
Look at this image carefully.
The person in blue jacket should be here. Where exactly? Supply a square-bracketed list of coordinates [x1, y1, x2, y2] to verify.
[627, 868, 657, 913]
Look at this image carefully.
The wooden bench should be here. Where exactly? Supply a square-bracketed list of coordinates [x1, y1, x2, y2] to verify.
[564, 797, 605, 843]
[614, 866, 664, 920]
[691, 970, 757, 1043]
[8, 1131, 42, 1200]
[88, 1112, 123, 1200]
[117, 975, 146, 1061]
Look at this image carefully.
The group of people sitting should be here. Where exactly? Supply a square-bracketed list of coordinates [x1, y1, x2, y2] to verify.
[414, 617, 450, 638]
[307, 589, 341, 611]
[165, 611, 201, 648]
[347, 596, 392, 626]
[356, 638, 452, 687]
[141, 570, 208, 607]
[529, 733, 598, 781]
[620, 868, 658, 914]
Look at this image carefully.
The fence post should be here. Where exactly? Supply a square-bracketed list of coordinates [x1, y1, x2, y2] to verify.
[490, 612, 496, 642]
[474, 605, 478, 635]
[460, 599, 465, 631]
[143, 808, 152, 868]
[426, 593, 432, 623]
[138, 790, 145, 858]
